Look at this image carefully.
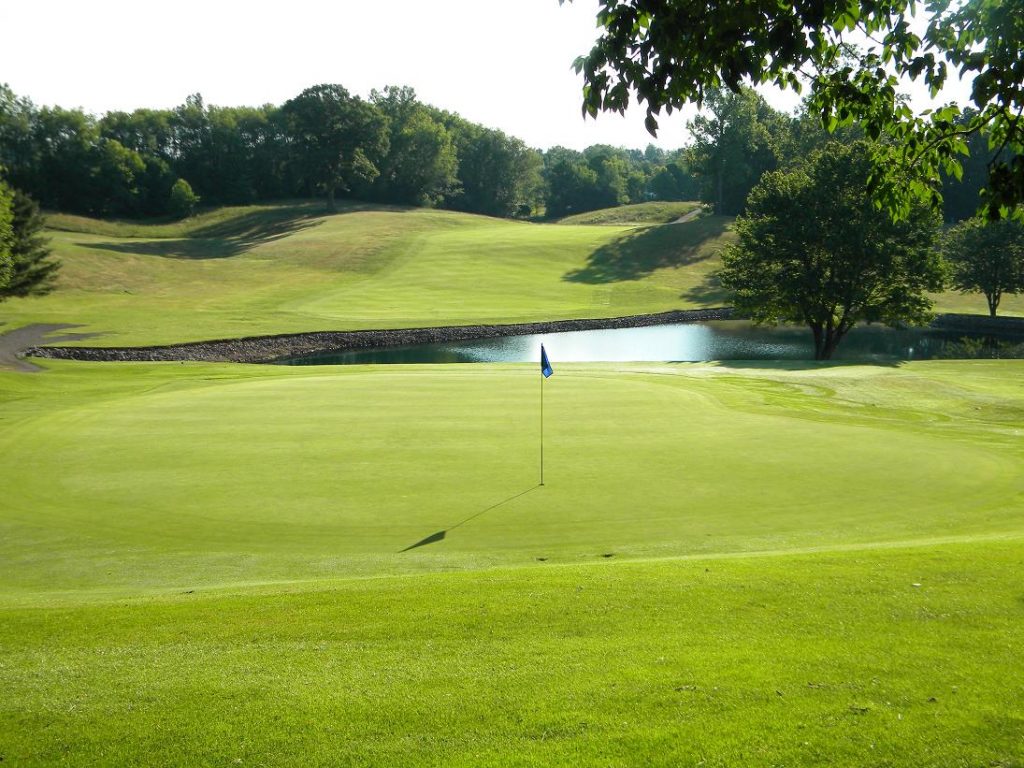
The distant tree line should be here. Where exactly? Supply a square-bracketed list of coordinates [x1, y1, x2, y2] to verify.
[678, 87, 1003, 223]
[0, 83, 708, 221]
[0, 81, 1002, 224]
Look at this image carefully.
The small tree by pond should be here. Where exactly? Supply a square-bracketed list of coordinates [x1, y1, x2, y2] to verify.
[943, 217, 1024, 317]
[719, 141, 945, 360]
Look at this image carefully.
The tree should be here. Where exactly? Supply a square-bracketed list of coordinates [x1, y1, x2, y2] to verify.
[280, 84, 388, 210]
[440, 118, 543, 217]
[92, 139, 145, 216]
[719, 141, 944, 360]
[543, 147, 603, 217]
[1, 188, 59, 299]
[0, 181, 14, 292]
[565, 0, 1024, 218]
[687, 87, 786, 214]
[943, 217, 1024, 317]
[169, 178, 199, 219]
[369, 86, 458, 207]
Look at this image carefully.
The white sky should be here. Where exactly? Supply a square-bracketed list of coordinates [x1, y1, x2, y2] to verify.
[0, 0, 972, 152]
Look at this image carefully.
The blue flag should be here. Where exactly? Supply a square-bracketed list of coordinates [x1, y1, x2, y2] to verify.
[540, 344, 553, 378]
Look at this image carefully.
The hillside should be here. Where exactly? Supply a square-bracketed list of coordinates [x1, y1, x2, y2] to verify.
[0, 202, 735, 346]
[2, 201, 1021, 348]
[555, 200, 703, 225]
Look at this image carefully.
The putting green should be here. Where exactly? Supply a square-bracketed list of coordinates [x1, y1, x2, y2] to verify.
[2, 359, 1023, 766]
[3, 360, 1022, 602]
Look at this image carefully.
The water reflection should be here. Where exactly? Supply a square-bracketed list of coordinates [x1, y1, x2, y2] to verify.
[278, 321, 1024, 366]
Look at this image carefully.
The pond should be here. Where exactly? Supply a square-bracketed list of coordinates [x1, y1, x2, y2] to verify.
[277, 321, 1024, 365]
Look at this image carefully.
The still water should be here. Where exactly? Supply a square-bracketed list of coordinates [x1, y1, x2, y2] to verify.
[279, 321, 1024, 365]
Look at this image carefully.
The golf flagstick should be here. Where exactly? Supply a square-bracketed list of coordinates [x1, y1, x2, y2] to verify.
[540, 344, 553, 485]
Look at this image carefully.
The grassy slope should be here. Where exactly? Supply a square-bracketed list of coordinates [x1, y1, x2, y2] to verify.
[556, 200, 702, 225]
[5, 200, 1017, 348]
[1, 359, 1022, 765]
[0, 203, 735, 346]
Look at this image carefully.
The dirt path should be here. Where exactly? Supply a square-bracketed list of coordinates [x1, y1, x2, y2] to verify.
[0, 324, 104, 372]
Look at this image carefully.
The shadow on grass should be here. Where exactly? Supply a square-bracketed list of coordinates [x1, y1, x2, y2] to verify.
[708, 358, 905, 371]
[681, 273, 731, 305]
[401, 485, 540, 552]
[564, 216, 729, 284]
[77, 205, 325, 260]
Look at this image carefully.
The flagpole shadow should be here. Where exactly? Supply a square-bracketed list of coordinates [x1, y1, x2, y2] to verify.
[399, 485, 540, 552]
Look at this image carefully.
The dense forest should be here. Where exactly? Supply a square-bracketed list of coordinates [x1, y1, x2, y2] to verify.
[0, 82, 996, 222]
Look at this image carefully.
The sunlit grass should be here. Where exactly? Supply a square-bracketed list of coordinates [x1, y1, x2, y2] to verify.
[1, 359, 1022, 765]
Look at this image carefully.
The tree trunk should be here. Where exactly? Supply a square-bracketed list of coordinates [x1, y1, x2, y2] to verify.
[819, 332, 839, 360]
[326, 185, 337, 212]
[810, 323, 843, 360]
[810, 323, 825, 360]
[987, 290, 1000, 317]
[716, 164, 724, 214]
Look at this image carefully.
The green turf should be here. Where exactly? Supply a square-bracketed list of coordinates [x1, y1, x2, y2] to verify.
[2, 200, 1023, 765]
[9, 201, 1023, 351]
[0, 203, 735, 346]
[3, 359, 1022, 600]
[2, 540, 1021, 767]
[2, 201, 1020, 348]
[1, 359, 1022, 765]
[555, 200, 703, 225]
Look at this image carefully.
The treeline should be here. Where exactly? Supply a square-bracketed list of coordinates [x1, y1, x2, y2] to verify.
[0, 82, 993, 222]
[0, 83, 702, 221]
[0, 84, 541, 219]
[678, 87, 1000, 223]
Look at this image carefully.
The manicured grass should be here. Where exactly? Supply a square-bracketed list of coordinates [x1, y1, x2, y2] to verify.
[556, 200, 703, 225]
[1, 359, 1022, 765]
[0, 204, 735, 347]
[2, 540, 1021, 767]
[1, 199, 1023, 765]
[3, 359, 1022, 599]
[2, 201, 1020, 349]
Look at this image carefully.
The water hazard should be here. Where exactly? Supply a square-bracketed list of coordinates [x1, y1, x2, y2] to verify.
[278, 321, 1024, 365]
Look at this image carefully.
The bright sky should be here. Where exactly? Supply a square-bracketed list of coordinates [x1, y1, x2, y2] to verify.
[0, 0, 971, 152]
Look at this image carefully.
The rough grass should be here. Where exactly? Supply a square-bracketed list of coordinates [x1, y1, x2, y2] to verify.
[1, 359, 1022, 765]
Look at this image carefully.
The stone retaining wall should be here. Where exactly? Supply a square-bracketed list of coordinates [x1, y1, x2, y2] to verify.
[27, 308, 735, 364]
[27, 309, 1024, 365]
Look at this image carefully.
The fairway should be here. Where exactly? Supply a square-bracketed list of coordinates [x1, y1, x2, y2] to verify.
[2, 202, 1019, 350]
[2, 359, 1023, 765]
[0, 204, 735, 347]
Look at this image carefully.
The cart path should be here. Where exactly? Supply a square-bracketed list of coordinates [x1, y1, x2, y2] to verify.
[0, 324, 104, 372]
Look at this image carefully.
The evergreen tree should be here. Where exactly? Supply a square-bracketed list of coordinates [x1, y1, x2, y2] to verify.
[1, 188, 60, 299]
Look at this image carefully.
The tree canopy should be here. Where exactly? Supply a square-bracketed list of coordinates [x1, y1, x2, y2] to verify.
[567, 0, 1024, 218]
[0, 83, 552, 220]
[281, 85, 389, 210]
[719, 141, 944, 359]
[687, 88, 787, 215]
[943, 217, 1024, 316]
